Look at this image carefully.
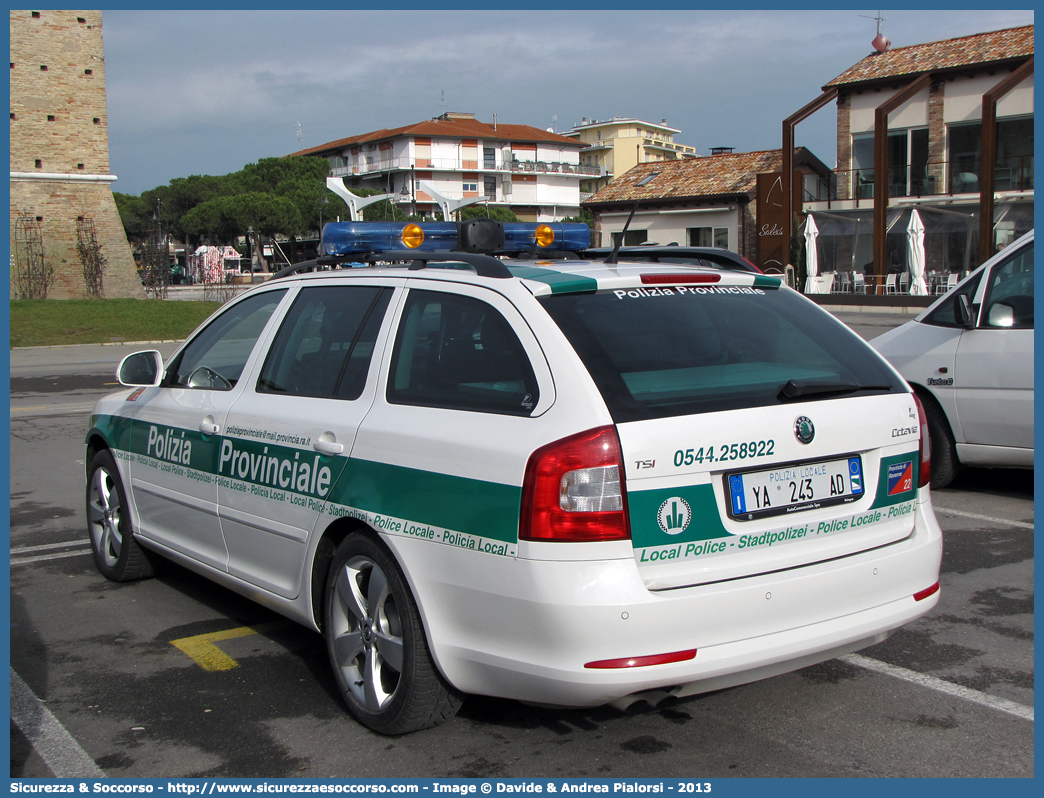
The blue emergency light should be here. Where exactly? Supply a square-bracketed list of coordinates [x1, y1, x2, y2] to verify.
[503, 223, 590, 252]
[321, 220, 590, 258]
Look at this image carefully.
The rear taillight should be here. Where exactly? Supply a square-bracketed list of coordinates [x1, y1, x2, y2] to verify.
[520, 426, 630, 542]
[913, 395, 932, 488]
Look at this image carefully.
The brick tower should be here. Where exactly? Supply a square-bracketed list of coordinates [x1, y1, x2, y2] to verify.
[10, 9, 141, 299]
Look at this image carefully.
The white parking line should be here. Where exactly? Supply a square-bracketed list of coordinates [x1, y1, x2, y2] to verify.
[932, 506, 1034, 530]
[10, 668, 107, 778]
[11, 547, 92, 566]
[10, 404, 96, 418]
[840, 653, 1034, 722]
[12, 540, 90, 554]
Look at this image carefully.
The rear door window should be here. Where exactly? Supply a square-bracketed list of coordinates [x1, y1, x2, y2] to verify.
[257, 285, 392, 399]
[539, 285, 904, 422]
[388, 290, 539, 416]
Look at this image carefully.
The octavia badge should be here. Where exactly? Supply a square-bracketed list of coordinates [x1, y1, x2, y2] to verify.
[794, 416, 815, 444]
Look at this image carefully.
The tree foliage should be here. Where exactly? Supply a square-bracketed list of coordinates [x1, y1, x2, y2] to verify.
[118, 156, 347, 246]
[560, 208, 594, 229]
[458, 204, 520, 223]
[181, 193, 303, 241]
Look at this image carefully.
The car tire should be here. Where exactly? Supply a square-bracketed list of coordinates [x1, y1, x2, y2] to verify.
[324, 533, 463, 734]
[921, 396, 960, 489]
[86, 449, 157, 581]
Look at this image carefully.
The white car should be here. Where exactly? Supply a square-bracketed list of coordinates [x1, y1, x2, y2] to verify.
[872, 230, 1033, 487]
[86, 220, 942, 734]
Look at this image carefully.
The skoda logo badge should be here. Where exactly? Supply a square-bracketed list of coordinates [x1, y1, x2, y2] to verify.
[794, 416, 815, 445]
[657, 497, 692, 535]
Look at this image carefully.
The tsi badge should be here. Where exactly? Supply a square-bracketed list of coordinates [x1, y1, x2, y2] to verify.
[657, 497, 692, 535]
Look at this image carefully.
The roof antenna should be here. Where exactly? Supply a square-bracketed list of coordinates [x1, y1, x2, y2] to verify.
[606, 172, 659, 265]
[860, 10, 890, 52]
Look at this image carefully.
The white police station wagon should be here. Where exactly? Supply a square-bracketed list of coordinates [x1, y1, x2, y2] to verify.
[86, 220, 942, 734]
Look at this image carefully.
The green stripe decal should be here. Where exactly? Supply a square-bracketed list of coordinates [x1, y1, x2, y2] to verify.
[510, 265, 599, 294]
[753, 275, 783, 289]
[89, 413, 521, 550]
[329, 458, 521, 544]
[87, 413, 134, 450]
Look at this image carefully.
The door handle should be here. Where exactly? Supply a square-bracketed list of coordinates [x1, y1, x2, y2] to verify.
[199, 417, 220, 436]
[314, 437, 344, 455]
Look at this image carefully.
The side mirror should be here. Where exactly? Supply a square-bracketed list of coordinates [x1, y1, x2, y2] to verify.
[117, 350, 163, 387]
[987, 302, 1015, 328]
[955, 294, 975, 329]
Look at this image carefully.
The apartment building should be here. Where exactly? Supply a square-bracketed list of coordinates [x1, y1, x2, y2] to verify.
[803, 25, 1033, 276]
[563, 117, 697, 199]
[289, 113, 591, 222]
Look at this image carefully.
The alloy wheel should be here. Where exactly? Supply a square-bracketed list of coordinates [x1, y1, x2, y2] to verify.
[330, 556, 405, 711]
[87, 466, 123, 568]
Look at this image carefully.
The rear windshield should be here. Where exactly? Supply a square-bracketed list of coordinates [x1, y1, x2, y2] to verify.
[539, 285, 905, 422]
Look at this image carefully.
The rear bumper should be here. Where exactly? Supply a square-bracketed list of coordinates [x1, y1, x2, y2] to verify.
[386, 496, 943, 707]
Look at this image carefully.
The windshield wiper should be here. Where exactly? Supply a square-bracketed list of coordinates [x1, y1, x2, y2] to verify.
[778, 378, 892, 401]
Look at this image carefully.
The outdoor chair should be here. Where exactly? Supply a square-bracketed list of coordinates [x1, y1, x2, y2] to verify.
[884, 274, 898, 294]
[937, 273, 958, 294]
[853, 273, 867, 294]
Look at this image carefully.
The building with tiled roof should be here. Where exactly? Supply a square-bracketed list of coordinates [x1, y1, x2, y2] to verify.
[583, 148, 832, 265]
[288, 112, 592, 222]
[824, 25, 1033, 89]
[803, 25, 1033, 278]
[561, 117, 697, 199]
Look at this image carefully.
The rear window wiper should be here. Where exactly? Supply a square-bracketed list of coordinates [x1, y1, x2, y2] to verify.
[778, 379, 892, 401]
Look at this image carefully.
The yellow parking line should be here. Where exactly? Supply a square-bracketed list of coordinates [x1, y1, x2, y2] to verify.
[170, 621, 289, 671]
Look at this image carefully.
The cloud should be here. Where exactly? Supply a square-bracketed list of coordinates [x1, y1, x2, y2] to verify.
[102, 8, 1034, 194]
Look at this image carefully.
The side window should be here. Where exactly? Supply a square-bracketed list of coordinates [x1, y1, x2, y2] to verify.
[922, 271, 984, 329]
[388, 290, 539, 416]
[258, 285, 392, 400]
[168, 289, 287, 389]
[982, 244, 1033, 329]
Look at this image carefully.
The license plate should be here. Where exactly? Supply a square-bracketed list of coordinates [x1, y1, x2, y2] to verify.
[726, 456, 864, 520]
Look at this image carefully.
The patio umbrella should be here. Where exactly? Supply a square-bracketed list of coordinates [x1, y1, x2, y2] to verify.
[906, 209, 928, 296]
[803, 215, 820, 293]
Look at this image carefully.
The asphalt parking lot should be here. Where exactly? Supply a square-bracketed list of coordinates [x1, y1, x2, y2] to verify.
[8, 309, 1033, 778]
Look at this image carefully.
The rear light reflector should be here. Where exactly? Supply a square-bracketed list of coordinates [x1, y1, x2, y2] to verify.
[640, 273, 720, 284]
[520, 426, 630, 542]
[913, 395, 932, 488]
[586, 649, 697, 669]
[913, 582, 940, 602]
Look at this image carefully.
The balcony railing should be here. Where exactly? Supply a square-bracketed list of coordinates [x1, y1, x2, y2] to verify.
[330, 156, 602, 178]
[827, 157, 1034, 207]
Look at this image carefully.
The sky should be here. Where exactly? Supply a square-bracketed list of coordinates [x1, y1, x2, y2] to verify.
[101, 7, 1035, 196]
